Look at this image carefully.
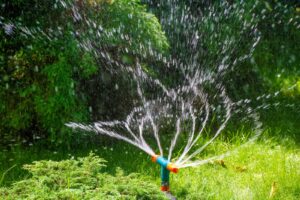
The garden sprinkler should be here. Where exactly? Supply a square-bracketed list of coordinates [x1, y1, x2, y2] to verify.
[151, 155, 179, 192]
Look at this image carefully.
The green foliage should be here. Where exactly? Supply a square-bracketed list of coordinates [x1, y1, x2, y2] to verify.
[104, 0, 169, 53]
[145, 0, 300, 99]
[253, 1, 300, 95]
[0, 152, 167, 199]
[80, 53, 98, 78]
[198, 1, 258, 66]
[76, 0, 169, 67]
[236, 0, 300, 97]
[71, 0, 170, 120]
[0, 0, 170, 146]
[0, 35, 93, 146]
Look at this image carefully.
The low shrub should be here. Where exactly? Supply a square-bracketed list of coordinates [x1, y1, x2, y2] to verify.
[0, 152, 167, 200]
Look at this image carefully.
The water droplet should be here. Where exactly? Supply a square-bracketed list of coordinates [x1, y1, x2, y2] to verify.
[3, 23, 14, 35]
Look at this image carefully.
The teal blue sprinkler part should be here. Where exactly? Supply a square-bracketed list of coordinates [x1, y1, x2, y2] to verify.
[151, 155, 179, 192]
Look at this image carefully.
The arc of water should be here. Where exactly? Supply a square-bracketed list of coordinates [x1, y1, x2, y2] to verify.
[175, 102, 210, 164]
[125, 107, 146, 143]
[180, 110, 263, 168]
[177, 92, 232, 166]
[138, 118, 147, 147]
[165, 65, 205, 162]
[167, 87, 206, 162]
[66, 122, 155, 156]
[184, 105, 197, 152]
[168, 118, 181, 161]
[174, 75, 211, 164]
[94, 122, 155, 155]
[124, 123, 141, 143]
[135, 62, 164, 156]
[179, 152, 229, 168]
[147, 111, 163, 156]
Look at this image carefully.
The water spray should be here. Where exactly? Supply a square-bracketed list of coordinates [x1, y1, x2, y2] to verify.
[151, 155, 178, 192]
[62, 0, 268, 196]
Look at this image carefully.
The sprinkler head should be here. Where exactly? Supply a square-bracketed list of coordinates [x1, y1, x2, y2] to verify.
[151, 155, 179, 192]
[151, 155, 179, 173]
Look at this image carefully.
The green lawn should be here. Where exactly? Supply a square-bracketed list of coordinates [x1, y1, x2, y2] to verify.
[0, 131, 299, 199]
[172, 138, 300, 199]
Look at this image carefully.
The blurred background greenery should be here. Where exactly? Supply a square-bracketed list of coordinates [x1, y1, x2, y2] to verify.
[0, 0, 299, 199]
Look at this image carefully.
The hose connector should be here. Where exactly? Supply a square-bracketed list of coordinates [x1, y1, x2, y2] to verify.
[151, 155, 179, 173]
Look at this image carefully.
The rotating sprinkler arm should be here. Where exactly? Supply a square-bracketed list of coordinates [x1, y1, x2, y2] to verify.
[151, 155, 178, 192]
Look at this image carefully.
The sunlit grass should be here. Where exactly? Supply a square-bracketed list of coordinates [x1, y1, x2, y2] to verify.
[172, 138, 300, 199]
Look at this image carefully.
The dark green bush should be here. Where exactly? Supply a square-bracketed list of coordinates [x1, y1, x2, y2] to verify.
[0, 34, 93, 147]
[0, 0, 169, 147]
[253, 1, 300, 91]
[0, 153, 167, 199]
